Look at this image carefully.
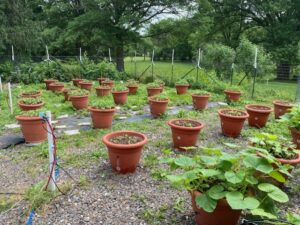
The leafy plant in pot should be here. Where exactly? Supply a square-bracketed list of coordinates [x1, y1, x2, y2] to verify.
[167, 119, 204, 151]
[245, 104, 273, 128]
[18, 97, 44, 111]
[126, 79, 139, 94]
[20, 90, 42, 98]
[163, 148, 289, 225]
[98, 77, 107, 85]
[102, 78, 114, 88]
[280, 107, 300, 149]
[95, 85, 111, 97]
[72, 78, 83, 87]
[69, 89, 89, 110]
[44, 79, 58, 90]
[79, 80, 93, 91]
[224, 86, 241, 102]
[63, 87, 78, 101]
[148, 93, 169, 118]
[175, 79, 189, 95]
[16, 110, 47, 143]
[111, 84, 129, 105]
[102, 131, 147, 174]
[146, 81, 163, 97]
[218, 109, 249, 138]
[273, 100, 293, 119]
[192, 90, 211, 110]
[48, 82, 65, 92]
[88, 98, 116, 129]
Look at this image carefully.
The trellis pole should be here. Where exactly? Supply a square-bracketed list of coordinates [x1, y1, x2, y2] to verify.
[79, 47, 82, 62]
[134, 51, 137, 77]
[0, 76, 3, 93]
[230, 63, 235, 85]
[196, 48, 201, 84]
[251, 47, 258, 98]
[46, 111, 56, 191]
[109, 48, 112, 63]
[8, 82, 13, 114]
[151, 49, 155, 81]
[46, 45, 50, 61]
[11, 45, 15, 62]
[171, 49, 175, 84]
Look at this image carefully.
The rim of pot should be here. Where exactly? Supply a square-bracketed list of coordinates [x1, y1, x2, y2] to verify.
[218, 109, 249, 119]
[16, 115, 44, 121]
[148, 97, 169, 103]
[245, 104, 273, 113]
[18, 100, 44, 106]
[111, 89, 129, 94]
[167, 118, 204, 131]
[191, 93, 210, 97]
[102, 130, 148, 149]
[69, 95, 89, 99]
[96, 86, 111, 90]
[273, 100, 293, 107]
[224, 90, 241, 94]
[88, 106, 116, 112]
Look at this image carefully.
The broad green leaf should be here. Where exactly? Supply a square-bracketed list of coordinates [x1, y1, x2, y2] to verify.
[226, 192, 259, 210]
[200, 156, 218, 166]
[195, 193, 217, 213]
[269, 171, 286, 183]
[199, 169, 221, 177]
[174, 157, 195, 168]
[225, 171, 245, 184]
[166, 175, 184, 183]
[244, 155, 273, 174]
[183, 170, 199, 181]
[246, 176, 258, 185]
[243, 197, 260, 210]
[207, 185, 226, 200]
[287, 212, 300, 225]
[251, 208, 277, 219]
[258, 183, 289, 203]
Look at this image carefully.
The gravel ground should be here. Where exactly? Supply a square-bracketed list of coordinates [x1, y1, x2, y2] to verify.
[0, 105, 299, 225]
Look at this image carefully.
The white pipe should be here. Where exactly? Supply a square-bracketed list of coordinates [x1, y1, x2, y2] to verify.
[109, 48, 112, 62]
[7, 82, 13, 114]
[46, 111, 56, 191]
[0, 76, 3, 93]
[172, 49, 175, 65]
[254, 47, 258, 69]
[79, 48, 82, 62]
[231, 63, 235, 69]
[197, 48, 201, 68]
[46, 45, 50, 61]
[11, 45, 15, 61]
[151, 49, 155, 64]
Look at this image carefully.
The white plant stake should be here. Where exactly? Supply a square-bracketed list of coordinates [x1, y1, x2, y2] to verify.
[46, 111, 56, 191]
[79, 48, 82, 62]
[172, 49, 175, 65]
[254, 47, 258, 69]
[109, 48, 112, 62]
[46, 45, 50, 61]
[11, 45, 15, 61]
[151, 49, 155, 64]
[197, 48, 201, 68]
[7, 82, 13, 114]
[0, 76, 3, 93]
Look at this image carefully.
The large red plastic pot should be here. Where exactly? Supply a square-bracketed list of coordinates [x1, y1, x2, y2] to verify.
[69, 95, 89, 110]
[98, 77, 107, 85]
[102, 80, 114, 88]
[88, 107, 116, 129]
[102, 131, 148, 174]
[290, 128, 300, 149]
[191, 191, 241, 225]
[49, 83, 64, 92]
[273, 100, 293, 119]
[224, 90, 241, 101]
[218, 109, 249, 138]
[20, 91, 42, 98]
[44, 79, 58, 90]
[111, 89, 129, 105]
[167, 119, 204, 151]
[79, 81, 93, 91]
[127, 85, 138, 95]
[149, 97, 169, 118]
[95, 86, 111, 97]
[192, 94, 210, 110]
[147, 87, 163, 97]
[245, 105, 273, 128]
[72, 79, 83, 87]
[175, 84, 189, 95]
[18, 100, 44, 111]
[16, 116, 47, 143]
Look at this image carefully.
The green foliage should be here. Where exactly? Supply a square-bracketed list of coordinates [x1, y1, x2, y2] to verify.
[20, 97, 43, 105]
[193, 90, 210, 96]
[69, 89, 89, 96]
[151, 93, 169, 101]
[163, 147, 289, 217]
[175, 79, 189, 85]
[112, 84, 128, 92]
[126, 79, 139, 86]
[280, 106, 300, 130]
[90, 97, 115, 109]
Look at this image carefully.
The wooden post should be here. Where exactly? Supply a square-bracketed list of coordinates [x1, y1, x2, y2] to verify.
[79, 48, 82, 62]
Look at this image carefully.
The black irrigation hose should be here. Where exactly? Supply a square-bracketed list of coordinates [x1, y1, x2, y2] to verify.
[240, 218, 294, 225]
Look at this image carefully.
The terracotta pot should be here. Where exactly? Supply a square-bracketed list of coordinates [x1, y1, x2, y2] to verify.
[111, 90, 129, 105]
[277, 153, 300, 166]
[18, 100, 44, 111]
[95, 86, 111, 97]
[72, 79, 83, 87]
[191, 191, 241, 225]
[79, 81, 93, 91]
[16, 116, 47, 143]
[102, 131, 148, 174]
[127, 85, 138, 95]
[290, 128, 300, 149]
[167, 119, 204, 151]
[218, 109, 249, 138]
[63, 89, 70, 101]
[149, 97, 169, 118]
[273, 100, 293, 119]
[175, 84, 189, 94]
[49, 83, 64, 92]
[224, 90, 241, 101]
[245, 105, 273, 128]
[98, 77, 107, 85]
[44, 79, 58, 90]
[192, 94, 210, 110]
[102, 80, 114, 88]
[20, 91, 42, 98]
[69, 95, 89, 110]
[147, 87, 163, 97]
[88, 107, 116, 129]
